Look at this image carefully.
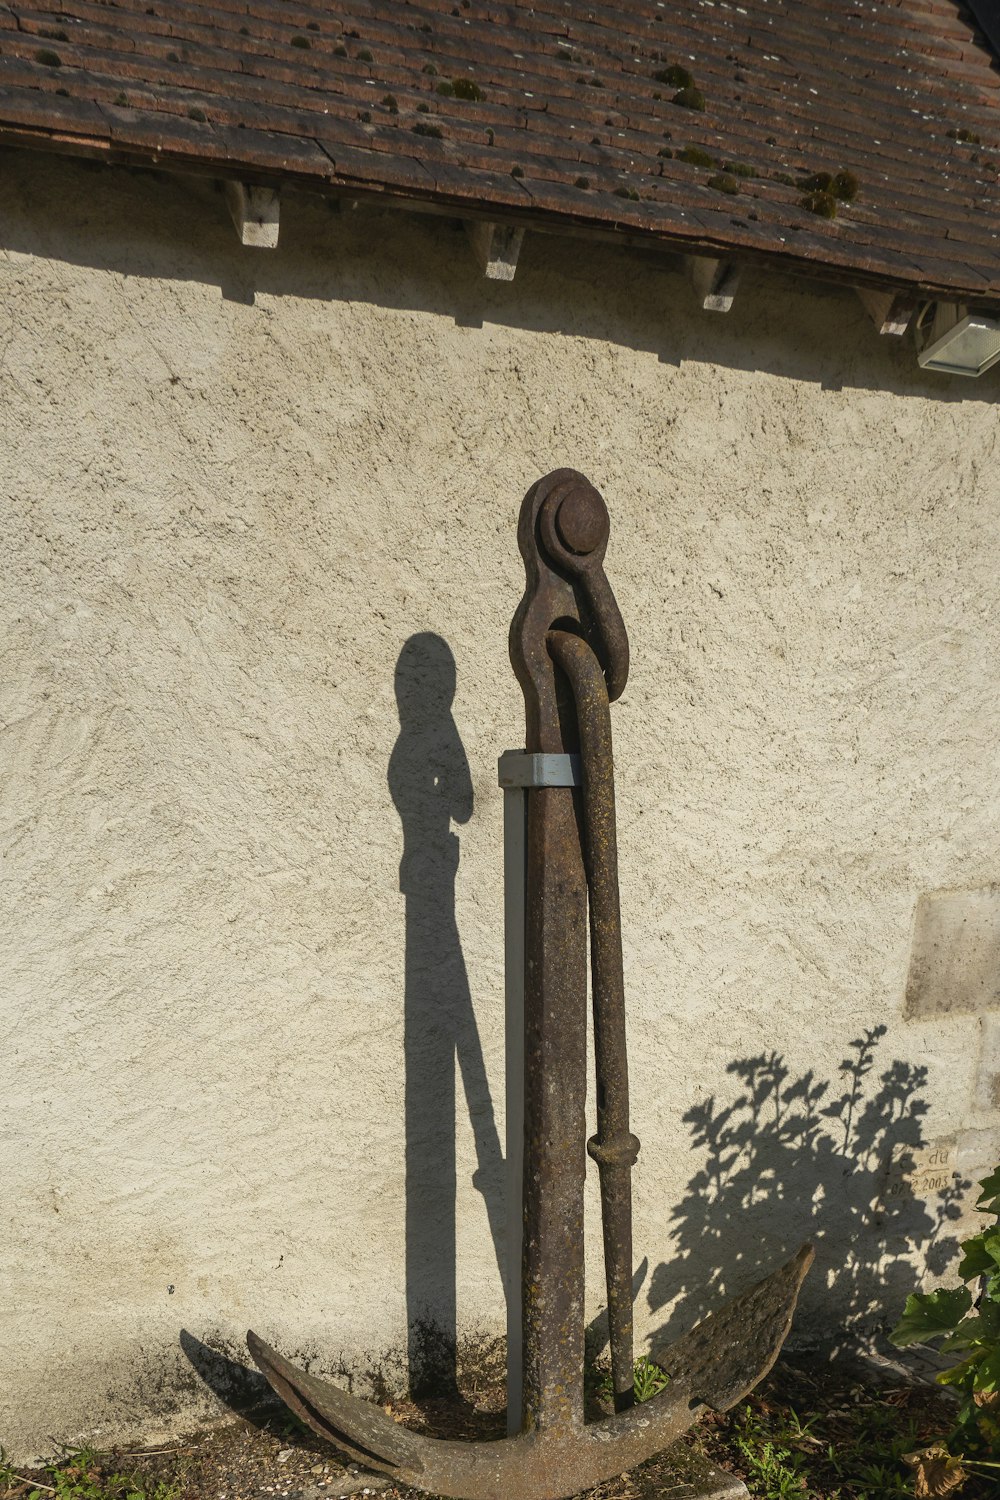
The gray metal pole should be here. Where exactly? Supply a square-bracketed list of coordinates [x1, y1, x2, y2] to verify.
[497, 750, 581, 1436]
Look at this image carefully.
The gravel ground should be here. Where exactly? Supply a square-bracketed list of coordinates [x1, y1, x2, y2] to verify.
[2, 1356, 988, 1500]
[1, 1387, 741, 1500]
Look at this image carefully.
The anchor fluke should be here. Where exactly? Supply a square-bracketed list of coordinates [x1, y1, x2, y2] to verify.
[246, 1330, 417, 1473]
[654, 1242, 816, 1412]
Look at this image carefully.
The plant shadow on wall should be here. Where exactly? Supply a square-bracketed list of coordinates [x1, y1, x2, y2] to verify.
[388, 632, 506, 1399]
[646, 1026, 965, 1363]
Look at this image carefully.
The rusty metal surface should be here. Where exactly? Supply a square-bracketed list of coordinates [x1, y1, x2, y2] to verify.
[510, 469, 632, 1430]
[247, 1245, 813, 1500]
[247, 468, 813, 1499]
[548, 627, 638, 1416]
[519, 777, 588, 1435]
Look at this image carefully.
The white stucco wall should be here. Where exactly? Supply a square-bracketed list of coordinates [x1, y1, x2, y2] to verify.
[2, 146, 999, 1461]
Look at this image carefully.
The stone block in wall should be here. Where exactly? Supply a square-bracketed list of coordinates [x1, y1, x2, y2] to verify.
[904, 886, 1000, 1019]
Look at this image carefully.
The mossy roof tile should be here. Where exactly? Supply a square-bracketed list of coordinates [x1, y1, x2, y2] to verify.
[0, 0, 997, 298]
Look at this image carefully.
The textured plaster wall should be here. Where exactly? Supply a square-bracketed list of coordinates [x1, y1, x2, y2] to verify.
[2, 147, 999, 1461]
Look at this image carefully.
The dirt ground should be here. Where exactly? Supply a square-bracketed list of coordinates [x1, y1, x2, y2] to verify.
[1, 1356, 992, 1500]
[1, 1388, 720, 1500]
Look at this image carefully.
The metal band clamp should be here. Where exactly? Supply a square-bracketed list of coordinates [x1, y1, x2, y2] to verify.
[497, 750, 582, 789]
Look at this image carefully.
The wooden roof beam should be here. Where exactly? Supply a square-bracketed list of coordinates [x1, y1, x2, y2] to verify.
[686, 256, 741, 312]
[464, 220, 524, 281]
[856, 287, 917, 336]
[225, 181, 281, 248]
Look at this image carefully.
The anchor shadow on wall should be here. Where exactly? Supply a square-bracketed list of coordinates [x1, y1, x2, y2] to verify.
[644, 1026, 964, 1362]
[389, 632, 506, 1398]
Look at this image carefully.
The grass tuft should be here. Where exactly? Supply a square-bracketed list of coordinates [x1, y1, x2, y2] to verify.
[800, 188, 837, 218]
[672, 86, 705, 111]
[654, 64, 694, 89]
[451, 77, 484, 100]
[678, 145, 714, 167]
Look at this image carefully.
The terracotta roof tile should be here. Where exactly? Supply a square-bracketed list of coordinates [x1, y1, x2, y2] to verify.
[0, 0, 997, 298]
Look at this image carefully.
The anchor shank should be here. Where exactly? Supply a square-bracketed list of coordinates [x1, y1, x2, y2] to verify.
[521, 781, 588, 1434]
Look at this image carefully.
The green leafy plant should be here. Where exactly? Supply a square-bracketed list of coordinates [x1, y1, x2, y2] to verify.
[890, 1166, 1000, 1493]
[632, 1355, 670, 1402]
[0, 1444, 180, 1500]
[592, 1354, 670, 1406]
[732, 1404, 812, 1499]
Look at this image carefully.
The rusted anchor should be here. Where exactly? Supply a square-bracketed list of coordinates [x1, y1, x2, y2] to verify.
[247, 470, 813, 1500]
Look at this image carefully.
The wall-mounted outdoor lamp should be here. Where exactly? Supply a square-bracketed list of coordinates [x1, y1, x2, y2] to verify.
[916, 302, 1000, 377]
